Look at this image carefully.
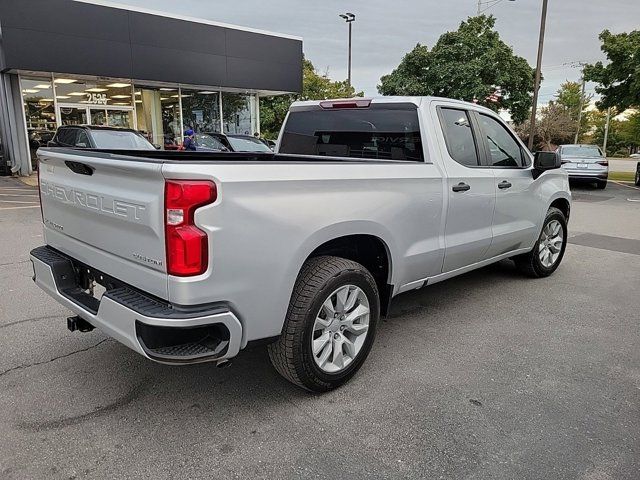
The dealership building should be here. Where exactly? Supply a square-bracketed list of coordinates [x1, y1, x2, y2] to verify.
[0, 0, 303, 175]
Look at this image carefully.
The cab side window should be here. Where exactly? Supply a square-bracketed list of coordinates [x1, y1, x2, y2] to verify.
[478, 114, 525, 167]
[75, 130, 90, 148]
[55, 128, 78, 147]
[439, 108, 479, 167]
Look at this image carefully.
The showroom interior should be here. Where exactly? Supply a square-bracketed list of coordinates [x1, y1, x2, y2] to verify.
[0, 0, 303, 176]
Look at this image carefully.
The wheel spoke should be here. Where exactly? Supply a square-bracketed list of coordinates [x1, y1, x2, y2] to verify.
[321, 298, 336, 318]
[335, 286, 349, 312]
[317, 341, 333, 367]
[314, 317, 331, 331]
[342, 336, 357, 359]
[344, 287, 359, 312]
[331, 338, 344, 369]
[345, 303, 369, 323]
[347, 322, 369, 336]
[313, 332, 331, 354]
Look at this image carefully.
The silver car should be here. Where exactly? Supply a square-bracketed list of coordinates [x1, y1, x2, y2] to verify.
[558, 144, 608, 189]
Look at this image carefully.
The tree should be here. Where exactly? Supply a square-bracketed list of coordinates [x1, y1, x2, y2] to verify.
[584, 29, 640, 112]
[377, 15, 535, 123]
[259, 59, 361, 138]
[516, 102, 574, 150]
[555, 81, 592, 142]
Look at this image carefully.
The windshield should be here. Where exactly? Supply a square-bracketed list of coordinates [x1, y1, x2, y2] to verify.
[195, 134, 227, 150]
[91, 130, 155, 150]
[562, 145, 603, 157]
[227, 136, 272, 152]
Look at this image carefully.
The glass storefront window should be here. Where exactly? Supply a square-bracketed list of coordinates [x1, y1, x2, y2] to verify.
[53, 77, 134, 109]
[181, 89, 221, 134]
[134, 86, 182, 149]
[21, 75, 57, 167]
[222, 93, 257, 135]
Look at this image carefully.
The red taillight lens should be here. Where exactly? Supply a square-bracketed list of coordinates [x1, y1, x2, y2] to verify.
[597, 160, 608, 166]
[319, 99, 371, 109]
[165, 180, 216, 276]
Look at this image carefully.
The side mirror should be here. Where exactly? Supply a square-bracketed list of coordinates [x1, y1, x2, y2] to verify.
[533, 151, 561, 178]
[154, 144, 162, 150]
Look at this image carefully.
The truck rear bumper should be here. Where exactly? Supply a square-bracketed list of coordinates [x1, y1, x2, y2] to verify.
[30, 246, 243, 364]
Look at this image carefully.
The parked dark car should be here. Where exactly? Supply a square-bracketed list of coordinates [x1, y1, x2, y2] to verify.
[188, 132, 273, 153]
[48, 125, 156, 150]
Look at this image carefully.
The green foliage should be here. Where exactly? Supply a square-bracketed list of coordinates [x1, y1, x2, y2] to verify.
[377, 15, 535, 123]
[515, 101, 574, 150]
[259, 59, 362, 138]
[584, 29, 640, 112]
[555, 81, 592, 142]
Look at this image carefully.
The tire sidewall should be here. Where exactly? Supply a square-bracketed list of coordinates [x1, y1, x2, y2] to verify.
[533, 209, 568, 276]
[299, 269, 379, 389]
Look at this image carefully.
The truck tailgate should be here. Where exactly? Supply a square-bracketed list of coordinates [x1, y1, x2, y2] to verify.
[37, 148, 168, 299]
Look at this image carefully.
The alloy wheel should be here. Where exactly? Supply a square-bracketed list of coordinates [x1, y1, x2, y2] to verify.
[538, 219, 564, 268]
[311, 285, 370, 373]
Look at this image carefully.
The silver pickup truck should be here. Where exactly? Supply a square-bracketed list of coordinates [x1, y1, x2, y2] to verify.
[31, 97, 571, 392]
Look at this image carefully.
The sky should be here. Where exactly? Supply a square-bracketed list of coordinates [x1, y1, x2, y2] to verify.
[111, 0, 639, 104]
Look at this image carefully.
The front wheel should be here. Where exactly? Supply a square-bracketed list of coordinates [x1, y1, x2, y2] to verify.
[268, 256, 379, 392]
[514, 207, 568, 278]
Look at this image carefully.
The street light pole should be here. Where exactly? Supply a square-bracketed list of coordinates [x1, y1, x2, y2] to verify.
[574, 63, 587, 143]
[339, 13, 356, 86]
[528, 0, 549, 151]
[603, 107, 611, 155]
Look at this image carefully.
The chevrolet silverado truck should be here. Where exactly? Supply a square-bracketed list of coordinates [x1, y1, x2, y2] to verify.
[31, 97, 571, 392]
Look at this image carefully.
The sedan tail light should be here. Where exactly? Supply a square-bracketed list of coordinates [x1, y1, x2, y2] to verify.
[165, 180, 216, 276]
[597, 160, 609, 166]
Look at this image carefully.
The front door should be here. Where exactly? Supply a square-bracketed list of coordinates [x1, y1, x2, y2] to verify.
[474, 113, 540, 257]
[436, 106, 496, 272]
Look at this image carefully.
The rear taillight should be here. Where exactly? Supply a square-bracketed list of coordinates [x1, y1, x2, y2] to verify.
[597, 160, 608, 166]
[164, 180, 216, 276]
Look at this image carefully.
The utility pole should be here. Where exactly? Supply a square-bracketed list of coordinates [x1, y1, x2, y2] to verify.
[602, 107, 611, 155]
[574, 64, 586, 143]
[339, 13, 356, 86]
[528, 0, 549, 151]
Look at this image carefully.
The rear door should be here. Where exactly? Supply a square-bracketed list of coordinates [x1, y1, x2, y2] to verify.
[37, 148, 168, 299]
[473, 112, 540, 257]
[435, 105, 496, 272]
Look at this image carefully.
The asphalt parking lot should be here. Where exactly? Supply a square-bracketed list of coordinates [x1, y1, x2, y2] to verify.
[1, 176, 638, 479]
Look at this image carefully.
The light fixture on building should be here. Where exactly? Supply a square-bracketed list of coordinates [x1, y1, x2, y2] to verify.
[67, 92, 86, 96]
[34, 84, 51, 89]
[134, 91, 141, 95]
[56, 95, 70, 99]
[53, 78, 77, 84]
[107, 83, 130, 88]
[198, 91, 218, 94]
[86, 88, 108, 92]
[160, 97, 170, 101]
[39, 99, 54, 102]
[135, 100, 142, 103]
[22, 89, 39, 93]
[111, 95, 130, 99]
[159, 88, 175, 91]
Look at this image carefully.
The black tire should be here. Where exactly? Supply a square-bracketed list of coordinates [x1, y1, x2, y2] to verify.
[514, 207, 568, 278]
[596, 180, 607, 189]
[635, 167, 640, 186]
[268, 256, 380, 392]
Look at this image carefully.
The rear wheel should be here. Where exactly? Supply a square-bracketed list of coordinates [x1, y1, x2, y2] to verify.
[514, 207, 567, 278]
[596, 180, 607, 189]
[635, 166, 640, 186]
[268, 256, 379, 392]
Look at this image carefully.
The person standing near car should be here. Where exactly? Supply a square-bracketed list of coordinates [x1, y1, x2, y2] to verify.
[183, 129, 196, 151]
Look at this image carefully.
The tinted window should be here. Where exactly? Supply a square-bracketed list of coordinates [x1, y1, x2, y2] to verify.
[75, 130, 91, 147]
[439, 108, 479, 166]
[280, 106, 424, 161]
[90, 130, 155, 150]
[478, 114, 523, 167]
[195, 134, 227, 151]
[55, 128, 78, 146]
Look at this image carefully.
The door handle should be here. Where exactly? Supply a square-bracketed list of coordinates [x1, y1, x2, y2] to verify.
[452, 182, 471, 192]
[498, 180, 512, 190]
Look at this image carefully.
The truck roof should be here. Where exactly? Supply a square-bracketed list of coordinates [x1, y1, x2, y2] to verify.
[290, 96, 496, 113]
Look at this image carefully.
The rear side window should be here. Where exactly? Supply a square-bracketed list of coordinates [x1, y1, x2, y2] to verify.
[55, 128, 78, 146]
[438, 108, 479, 167]
[279, 106, 424, 161]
